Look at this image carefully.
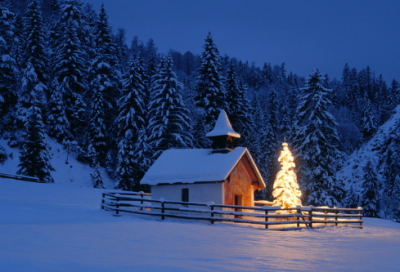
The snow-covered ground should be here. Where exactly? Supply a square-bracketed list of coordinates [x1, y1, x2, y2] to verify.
[1, 178, 400, 271]
[0, 136, 114, 189]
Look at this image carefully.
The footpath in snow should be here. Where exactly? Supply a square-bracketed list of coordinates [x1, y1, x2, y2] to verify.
[1, 178, 400, 271]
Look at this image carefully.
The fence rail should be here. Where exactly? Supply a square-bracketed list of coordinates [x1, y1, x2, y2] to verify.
[101, 192, 363, 231]
[0, 172, 40, 182]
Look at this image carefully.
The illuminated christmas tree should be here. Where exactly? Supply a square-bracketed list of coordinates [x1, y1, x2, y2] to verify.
[272, 142, 302, 209]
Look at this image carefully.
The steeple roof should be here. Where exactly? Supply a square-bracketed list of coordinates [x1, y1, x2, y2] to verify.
[206, 110, 241, 138]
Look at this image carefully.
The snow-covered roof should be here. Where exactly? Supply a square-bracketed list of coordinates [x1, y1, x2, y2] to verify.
[206, 110, 241, 138]
[141, 147, 265, 188]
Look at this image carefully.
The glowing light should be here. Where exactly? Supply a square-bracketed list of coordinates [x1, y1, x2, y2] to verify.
[272, 142, 302, 209]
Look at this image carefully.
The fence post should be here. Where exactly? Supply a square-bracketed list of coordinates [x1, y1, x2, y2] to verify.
[335, 207, 338, 226]
[116, 197, 120, 216]
[324, 210, 327, 225]
[161, 202, 165, 220]
[210, 205, 214, 224]
[101, 193, 105, 209]
[359, 208, 362, 228]
[140, 191, 144, 211]
[309, 207, 313, 228]
[297, 207, 300, 228]
[265, 210, 269, 229]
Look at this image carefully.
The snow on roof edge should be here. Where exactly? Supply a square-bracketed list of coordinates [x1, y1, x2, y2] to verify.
[206, 110, 241, 138]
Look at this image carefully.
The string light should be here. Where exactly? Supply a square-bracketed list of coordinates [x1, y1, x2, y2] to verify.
[272, 142, 302, 210]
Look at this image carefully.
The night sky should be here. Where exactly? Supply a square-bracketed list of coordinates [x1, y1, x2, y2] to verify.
[82, 0, 400, 81]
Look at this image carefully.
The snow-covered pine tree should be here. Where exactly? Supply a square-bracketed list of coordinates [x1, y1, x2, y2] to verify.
[0, 0, 17, 132]
[390, 79, 400, 105]
[17, 97, 54, 183]
[21, 0, 50, 101]
[344, 186, 359, 208]
[94, 4, 117, 68]
[194, 32, 226, 143]
[279, 102, 291, 141]
[86, 73, 107, 165]
[91, 163, 105, 189]
[132, 129, 152, 189]
[247, 95, 269, 182]
[115, 129, 135, 191]
[268, 88, 279, 140]
[47, 80, 71, 143]
[147, 54, 193, 159]
[135, 52, 150, 116]
[361, 95, 377, 142]
[361, 161, 379, 217]
[56, 0, 91, 58]
[11, 13, 23, 71]
[116, 53, 146, 142]
[90, 3, 119, 133]
[293, 69, 342, 206]
[225, 62, 248, 139]
[147, 52, 157, 83]
[105, 150, 115, 178]
[114, 27, 128, 71]
[53, 13, 87, 138]
[115, 53, 147, 190]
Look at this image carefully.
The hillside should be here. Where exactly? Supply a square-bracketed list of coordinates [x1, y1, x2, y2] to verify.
[0, 137, 115, 189]
[337, 105, 400, 194]
[1, 177, 400, 271]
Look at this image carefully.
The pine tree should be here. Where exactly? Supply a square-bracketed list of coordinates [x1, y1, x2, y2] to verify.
[0, 0, 17, 132]
[361, 95, 376, 142]
[93, 4, 117, 68]
[225, 62, 248, 138]
[116, 54, 146, 142]
[86, 74, 107, 165]
[91, 163, 105, 189]
[267, 88, 279, 142]
[11, 13, 23, 70]
[53, 13, 87, 137]
[147, 52, 157, 81]
[21, 0, 50, 101]
[56, 0, 91, 58]
[390, 79, 399, 105]
[272, 142, 302, 209]
[17, 98, 54, 183]
[361, 161, 379, 217]
[147, 54, 193, 159]
[135, 52, 150, 115]
[115, 129, 135, 191]
[293, 69, 342, 206]
[47, 80, 71, 143]
[90, 3, 119, 131]
[345, 186, 359, 208]
[132, 129, 152, 188]
[105, 150, 115, 178]
[194, 32, 226, 138]
[114, 27, 128, 70]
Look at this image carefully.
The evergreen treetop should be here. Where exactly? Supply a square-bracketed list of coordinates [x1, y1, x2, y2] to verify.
[147, 54, 193, 158]
[194, 32, 226, 128]
[293, 69, 342, 206]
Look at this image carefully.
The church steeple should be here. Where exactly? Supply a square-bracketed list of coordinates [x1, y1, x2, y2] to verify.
[206, 110, 241, 153]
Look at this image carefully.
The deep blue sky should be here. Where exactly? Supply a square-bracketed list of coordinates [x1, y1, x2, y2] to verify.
[82, 0, 400, 81]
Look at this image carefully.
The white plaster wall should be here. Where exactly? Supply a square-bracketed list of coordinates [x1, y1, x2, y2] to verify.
[151, 183, 224, 204]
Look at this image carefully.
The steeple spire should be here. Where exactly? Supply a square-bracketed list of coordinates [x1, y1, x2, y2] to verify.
[206, 110, 240, 153]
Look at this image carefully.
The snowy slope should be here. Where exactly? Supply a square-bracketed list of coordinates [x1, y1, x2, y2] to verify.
[0, 136, 115, 189]
[1, 178, 400, 271]
[337, 105, 400, 192]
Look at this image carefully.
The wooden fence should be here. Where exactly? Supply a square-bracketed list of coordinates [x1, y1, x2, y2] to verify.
[101, 192, 363, 231]
[0, 172, 40, 182]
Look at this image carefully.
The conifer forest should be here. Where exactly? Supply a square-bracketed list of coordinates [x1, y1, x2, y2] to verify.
[1, 0, 400, 220]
